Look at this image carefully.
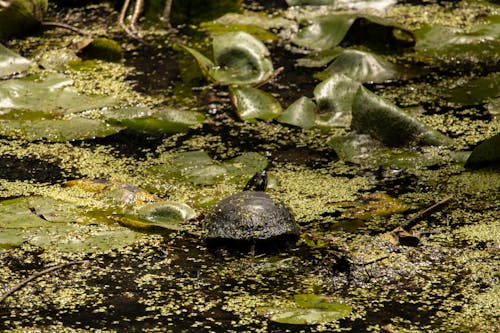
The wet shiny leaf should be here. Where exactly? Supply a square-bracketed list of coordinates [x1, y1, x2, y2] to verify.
[230, 85, 282, 121]
[315, 49, 399, 83]
[352, 86, 453, 147]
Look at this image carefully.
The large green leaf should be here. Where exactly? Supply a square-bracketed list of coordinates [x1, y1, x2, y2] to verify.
[230, 85, 282, 121]
[148, 151, 268, 185]
[179, 31, 274, 85]
[315, 49, 399, 83]
[102, 106, 205, 134]
[286, 0, 397, 9]
[0, 0, 47, 40]
[0, 43, 31, 78]
[415, 16, 500, 62]
[465, 133, 500, 169]
[351, 86, 453, 147]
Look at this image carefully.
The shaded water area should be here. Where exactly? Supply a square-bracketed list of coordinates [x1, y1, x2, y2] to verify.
[0, 0, 499, 332]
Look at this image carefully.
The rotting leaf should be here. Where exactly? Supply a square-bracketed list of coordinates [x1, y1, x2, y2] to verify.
[116, 201, 196, 230]
[465, 132, 500, 169]
[0, 43, 31, 78]
[230, 85, 282, 121]
[351, 86, 453, 147]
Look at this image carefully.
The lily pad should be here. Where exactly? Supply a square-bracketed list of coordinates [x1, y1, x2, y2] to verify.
[465, 133, 500, 169]
[292, 14, 414, 51]
[0, 0, 47, 40]
[179, 31, 274, 85]
[117, 201, 196, 230]
[351, 86, 453, 147]
[287, 0, 397, 10]
[0, 43, 31, 78]
[315, 49, 399, 83]
[102, 106, 205, 134]
[0, 73, 115, 115]
[230, 85, 282, 121]
[258, 294, 352, 325]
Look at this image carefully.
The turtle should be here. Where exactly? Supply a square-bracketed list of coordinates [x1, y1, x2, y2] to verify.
[204, 170, 300, 251]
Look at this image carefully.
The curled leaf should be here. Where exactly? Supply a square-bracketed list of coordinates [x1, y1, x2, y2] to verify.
[230, 85, 282, 121]
[465, 132, 500, 169]
[0, 43, 31, 78]
[351, 86, 453, 147]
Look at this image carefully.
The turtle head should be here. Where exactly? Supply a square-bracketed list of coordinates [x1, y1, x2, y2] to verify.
[243, 170, 268, 191]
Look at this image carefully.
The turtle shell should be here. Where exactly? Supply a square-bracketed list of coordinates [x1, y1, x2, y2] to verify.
[205, 191, 299, 241]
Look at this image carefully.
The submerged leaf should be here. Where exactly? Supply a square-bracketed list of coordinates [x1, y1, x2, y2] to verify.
[0, 43, 31, 78]
[102, 106, 205, 134]
[230, 85, 282, 121]
[0, 117, 122, 142]
[465, 133, 500, 169]
[351, 86, 453, 147]
[415, 17, 500, 62]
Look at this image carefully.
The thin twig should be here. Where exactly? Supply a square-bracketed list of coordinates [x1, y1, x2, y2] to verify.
[0, 260, 87, 304]
[403, 195, 454, 231]
[41, 21, 90, 36]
